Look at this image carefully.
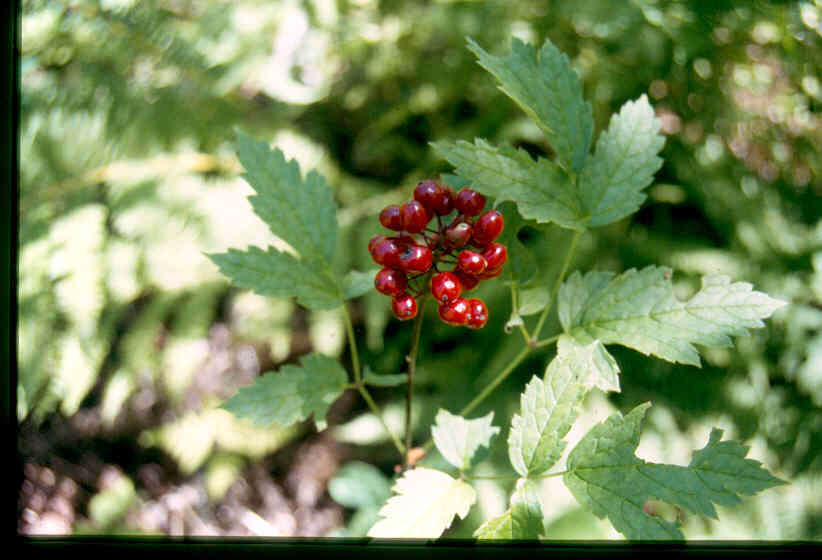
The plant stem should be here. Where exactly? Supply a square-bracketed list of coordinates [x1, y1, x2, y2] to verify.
[343, 304, 362, 384]
[533, 333, 561, 348]
[357, 384, 406, 455]
[510, 283, 531, 343]
[403, 301, 426, 468]
[532, 230, 582, 340]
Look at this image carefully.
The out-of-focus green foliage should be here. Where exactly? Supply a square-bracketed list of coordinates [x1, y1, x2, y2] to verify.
[18, 0, 822, 539]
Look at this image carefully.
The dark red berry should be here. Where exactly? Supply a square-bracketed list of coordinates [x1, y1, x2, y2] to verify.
[368, 234, 388, 254]
[455, 271, 479, 292]
[371, 238, 402, 267]
[466, 298, 488, 329]
[375, 268, 408, 297]
[399, 244, 433, 273]
[478, 266, 503, 280]
[457, 250, 487, 275]
[438, 297, 470, 326]
[472, 210, 504, 246]
[482, 242, 508, 272]
[455, 187, 486, 216]
[445, 221, 473, 248]
[400, 200, 430, 233]
[413, 180, 448, 215]
[379, 205, 403, 231]
[431, 272, 461, 304]
[392, 294, 418, 321]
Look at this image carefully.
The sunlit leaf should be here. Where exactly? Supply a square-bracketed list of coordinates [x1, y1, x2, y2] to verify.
[431, 409, 500, 471]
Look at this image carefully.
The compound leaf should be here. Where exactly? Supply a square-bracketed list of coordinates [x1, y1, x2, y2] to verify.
[560, 267, 788, 366]
[221, 353, 347, 431]
[431, 410, 500, 471]
[467, 37, 593, 173]
[578, 95, 665, 227]
[474, 478, 544, 540]
[367, 467, 476, 538]
[563, 403, 786, 540]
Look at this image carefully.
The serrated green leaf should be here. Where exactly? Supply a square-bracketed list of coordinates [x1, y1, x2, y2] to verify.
[363, 366, 408, 387]
[556, 335, 621, 394]
[221, 353, 347, 430]
[431, 410, 500, 471]
[560, 266, 788, 366]
[343, 269, 378, 299]
[209, 246, 342, 310]
[367, 467, 477, 538]
[495, 202, 537, 285]
[474, 478, 544, 540]
[431, 139, 585, 230]
[236, 132, 337, 265]
[467, 37, 593, 173]
[577, 95, 665, 227]
[563, 403, 786, 540]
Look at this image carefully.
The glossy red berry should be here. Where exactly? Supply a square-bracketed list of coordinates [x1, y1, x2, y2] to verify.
[371, 238, 402, 267]
[472, 210, 504, 246]
[375, 268, 408, 297]
[466, 298, 488, 329]
[478, 266, 503, 280]
[400, 200, 430, 233]
[368, 234, 389, 254]
[392, 294, 418, 321]
[445, 221, 472, 248]
[430, 272, 461, 304]
[482, 242, 508, 272]
[399, 244, 433, 273]
[413, 180, 452, 216]
[455, 187, 486, 216]
[455, 271, 479, 292]
[438, 297, 469, 326]
[379, 205, 403, 231]
[457, 250, 487, 275]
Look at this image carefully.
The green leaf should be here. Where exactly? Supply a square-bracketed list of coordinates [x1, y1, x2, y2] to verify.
[431, 139, 584, 231]
[495, 202, 537, 285]
[474, 478, 544, 540]
[221, 353, 347, 431]
[556, 335, 621, 394]
[559, 266, 788, 366]
[467, 37, 593, 173]
[343, 269, 378, 299]
[367, 467, 477, 538]
[328, 461, 392, 510]
[363, 366, 408, 387]
[577, 95, 665, 227]
[431, 409, 500, 471]
[563, 403, 786, 540]
[236, 132, 337, 265]
[209, 246, 342, 310]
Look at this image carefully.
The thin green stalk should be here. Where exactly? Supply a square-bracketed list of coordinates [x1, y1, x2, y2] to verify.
[533, 333, 561, 349]
[532, 230, 582, 340]
[343, 304, 362, 384]
[403, 302, 426, 468]
[358, 385, 406, 455]
[510, 283, 531, 343]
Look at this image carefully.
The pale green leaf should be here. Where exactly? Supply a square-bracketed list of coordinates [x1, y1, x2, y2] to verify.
[563, 403, 786, 540]
[328, 461, 392, 510]
[474, 478, 544, 540]
[577, 95, 665, 227]
[236, 132, 337, 265]
[560, 266, 788, 365]
[431, 410, 500, 471]
[431, 139, 585, 230]
[467, 37, 593, 173]
[363, 366, 408, 387]
[209, 246, 342, 310]
[343, 269, 378, 299]
[221, 353, 347, 430]
[367, 467, 477, 538]
[556, 335, 621, 394]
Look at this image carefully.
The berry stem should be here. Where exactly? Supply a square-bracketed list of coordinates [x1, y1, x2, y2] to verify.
[532, 230, 582, 341]
[403, 297, 426, 469]
[510, 283, 531, 343]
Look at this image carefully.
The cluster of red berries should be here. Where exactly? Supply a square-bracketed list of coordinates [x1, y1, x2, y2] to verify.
[369, 180, 507, 329]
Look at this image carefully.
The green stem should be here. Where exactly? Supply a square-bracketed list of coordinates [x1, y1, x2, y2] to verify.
[343, 304, 362, 384]
[532, 230, 582, 340]
[533, 333, 561, 349]
[358, 385, 406, 455]
[510, 283, 531, 343]
[404, 301, 426, 468]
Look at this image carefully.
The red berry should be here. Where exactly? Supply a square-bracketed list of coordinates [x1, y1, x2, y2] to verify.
[399, 244, 433, 273]
[368, 234, 388, 254]
[445, 221, 472, 248]
[375, 268, 408, 297]
[371, 238, 402, 267]
[472, 210, 504, 246]
[431, 272, 462, 304]
[379, 205, 403, 231]
[392, 294, 418, 321]
[438, 297, 470, 326]
[477, 266, 503, 280]
[455, 271, 479, 292]
[482, 242, 508, 272]
[424, 232, 441, 249]
[457, 250, 487, 275]
[413, 180, 452, 216]
[455, 187, 486, 216]
[466, 298, 488, 329]
[400, 200, 430, 233]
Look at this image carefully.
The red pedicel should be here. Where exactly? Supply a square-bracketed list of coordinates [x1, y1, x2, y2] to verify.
[438, 297, 470, 326]
[379, 205, 403, 231]
[466, 298, 488, 329]
[375, 268, 408, 297]
[430, 272, 462, 305]
[392, 294, 418, 321]
[454, 187, 486, 216]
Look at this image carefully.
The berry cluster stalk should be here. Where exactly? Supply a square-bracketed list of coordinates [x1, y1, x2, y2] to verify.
[403, 304, 426, 469]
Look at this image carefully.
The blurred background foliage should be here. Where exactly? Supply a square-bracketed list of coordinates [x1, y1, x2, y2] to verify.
[17, 0, 822, 539]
